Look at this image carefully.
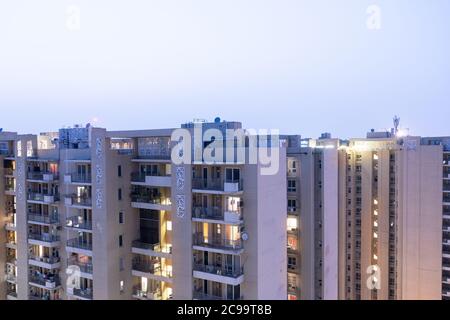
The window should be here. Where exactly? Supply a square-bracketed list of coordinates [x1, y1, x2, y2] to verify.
[119, 235, 123, 247]
[120, 280, 124, 294]
[118, 165, 122, 177]
[119, 212, 124, 224]
[288, 199, 297, 212]
[119, 257, 124, 271]
[166, 221, 172, 231]
[288, 180, 296, 192]
[288, 257, 297, 270]
[225, 168, 240, 182]
[118, 188, 122, 201]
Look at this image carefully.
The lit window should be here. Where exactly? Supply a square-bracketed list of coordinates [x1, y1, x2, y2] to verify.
[287, 217, 298, 231]
[166, 221, 172, 231]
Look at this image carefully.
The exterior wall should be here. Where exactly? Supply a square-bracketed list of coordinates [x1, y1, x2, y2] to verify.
[321, 149, 339, 300]
[396, 142, 442, 300]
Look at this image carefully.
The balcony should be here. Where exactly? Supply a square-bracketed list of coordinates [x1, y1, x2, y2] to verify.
[67, 287, 93, 300]
[192, 178, 243, 194]
[131, 194, 172, 211]
[6, 239, 17, 249]
[65, 195, 92, 208]
[28, 212, 59, 225]
[193, 233, 243, 254]
[27, 172, 58, 182]
[131, 172, 171, 187]
[29, 274, 61, 290]
[67, 258, 93, 275]
[29, 255, 61, 269]
[6, 290, 18, 300]
[64, 173, 92, 185]
[6, 273, 17, 284]
[5, 221, 16, 231]
[66, 216, 93, 231]
[192, 207, 243, 224]
[131, 240, 172, 258]
[193, 264, 244, 286]
[4, 168, 14, 176]
[6, 255, 17, 265]
[132, 286, 162, 300]
[193, 291, 243, 301]
[132, 259, 173, 282]
[66, 239, 93, 255]
[5, 184, 15, 194]
[28, 233, 60, 247]
[27, 193, 59, 204]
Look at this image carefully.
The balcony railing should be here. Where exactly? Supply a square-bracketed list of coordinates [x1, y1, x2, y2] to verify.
[72, 288, 93, 300]
[28, 233, 60, 243]
[193, 264, 244, 278]
[29, 255, 61, 265]
[69, 173, 92, 184]
[28, 213, 59, 224]
[65, 195, 92, 207]
[132, 260, 173, 278]
[193, 291, 243, 301]
[192, 207, 243, 222]
[192, 178, 243, 192]
[67, 259, 93, 274]
[135, 154, 171, 160]
[131, 194, 171, 205]
[132, 286, 162, 300]
[29, 274, 61, 288]
[4, 168, 14, 175]
[193, 233, 243, 251]
[0, 150, 14, 157]
[132, 240, 173, 254]
[66, 216, 93, 230]
[5, 184, 15, 192]
[27, 172, 59, 181]
[67, 239, 93, 251]
[6, 255, 17, 264]
[131, 171, 170, 183]
[6, 273, 17, 283]
[27, 193, 59, 202]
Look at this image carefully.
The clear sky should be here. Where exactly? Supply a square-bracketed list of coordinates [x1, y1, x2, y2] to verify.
[1, 0, 449, 139]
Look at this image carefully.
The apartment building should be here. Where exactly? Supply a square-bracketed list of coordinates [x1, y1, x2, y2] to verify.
[337, 131, 442, 300]
[1, 119, 287, 300]
[420, 136, 450, 300]
[282, 134, 339, 301]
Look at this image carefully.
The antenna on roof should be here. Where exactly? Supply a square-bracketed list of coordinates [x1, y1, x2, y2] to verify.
[393, 115, 400, 135]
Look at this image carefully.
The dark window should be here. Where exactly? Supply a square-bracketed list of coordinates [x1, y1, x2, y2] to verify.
[119, 235, 123, 247]
[118, 165, 122, 177]
[118, 188, 122, 201]
[119, 212, 124, 224]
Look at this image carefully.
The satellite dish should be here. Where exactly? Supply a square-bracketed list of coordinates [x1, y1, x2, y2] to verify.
[241, 232, 249, 241]
[214, 117, 221, 123]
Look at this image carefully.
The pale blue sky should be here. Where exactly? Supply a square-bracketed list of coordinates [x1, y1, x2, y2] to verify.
[1, 1, 449, 138]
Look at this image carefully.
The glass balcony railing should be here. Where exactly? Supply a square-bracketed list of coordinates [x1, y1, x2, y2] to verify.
[192, 207, 243, 222]
[130, 194, 171, 205]
[29, 255, 61, 265]
[69, 173, 92, 184]
[66, 216, 92, 230]
[28, 233, 60, 243]
[132, 260, 173, 278]
[66, 239, 93, 251]
[132, 240, 173, 254]
[4, 168, 14, 176]
[65, 195, 92, 207]
[29, 274, 61, 288]
[28, 213, 59, 224]
[131, 171, 170, 182]
[72, 288, 93, 300]
[27, 172, 59, 181]
[193, 233, 243, 251]
[132, 286, 162, 300]
[192, 178, 243, 192]
[193, 264, 244, 278]
[67, 259, 93, 274]
[193, 291, 243, 301]
[27, 193, 59, 202]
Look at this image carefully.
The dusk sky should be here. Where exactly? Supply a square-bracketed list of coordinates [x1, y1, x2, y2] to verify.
[1, 0, 449, 139]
